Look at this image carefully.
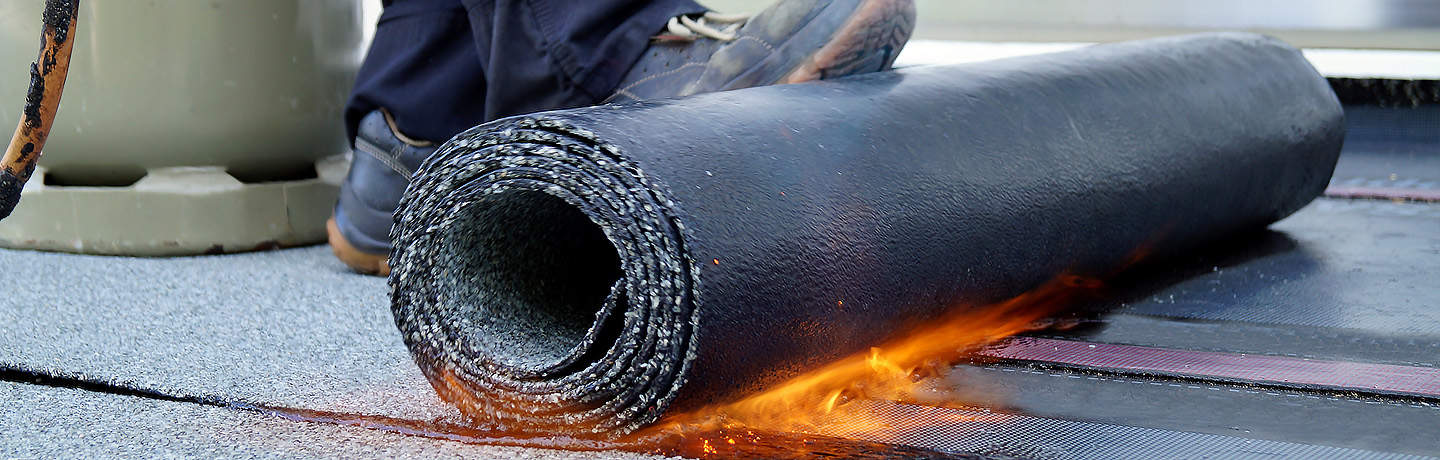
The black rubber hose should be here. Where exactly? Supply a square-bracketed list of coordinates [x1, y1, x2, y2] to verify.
[389, 32, 1344, 435]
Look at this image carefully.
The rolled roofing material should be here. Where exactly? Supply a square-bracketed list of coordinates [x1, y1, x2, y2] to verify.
[389, 33, 1344, 435]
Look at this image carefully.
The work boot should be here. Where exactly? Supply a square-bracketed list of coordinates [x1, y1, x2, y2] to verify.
[328, 109, 434, 276]
[607, 0, 916, 103]
[329, 0, 917, 274]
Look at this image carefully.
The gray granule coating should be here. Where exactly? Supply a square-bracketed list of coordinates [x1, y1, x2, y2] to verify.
[0, 246, 453, 422]
[391, 117, 702, 436]
[0, 246, 677, 458]
[0, 382, 673, 460]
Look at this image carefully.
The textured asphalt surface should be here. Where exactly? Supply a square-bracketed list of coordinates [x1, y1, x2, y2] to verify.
[0, 382, 660, 460]
[0, 245, 447, 420]
[0, 246, 669, 459]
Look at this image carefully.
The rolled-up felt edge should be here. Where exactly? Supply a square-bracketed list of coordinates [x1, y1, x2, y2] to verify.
[390, 32, 1344, 436]
[392, 118, 700, 434]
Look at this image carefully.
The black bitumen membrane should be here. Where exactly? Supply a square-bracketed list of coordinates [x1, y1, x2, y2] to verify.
[815, 400, 1429, 459]
[389, 32, 1344, 435]
[1325, 104, 1438, 192]
[1104, 200, 1440, 334]
[940, 363, 1440, 456]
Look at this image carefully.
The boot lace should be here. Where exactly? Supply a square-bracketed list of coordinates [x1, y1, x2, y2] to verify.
[657, 12, 750, 42]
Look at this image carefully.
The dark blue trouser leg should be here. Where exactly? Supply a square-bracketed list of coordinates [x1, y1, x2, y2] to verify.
[345, 0, 704, 145]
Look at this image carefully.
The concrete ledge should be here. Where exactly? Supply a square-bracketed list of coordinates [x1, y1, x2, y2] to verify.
[0, 155, 347, 256]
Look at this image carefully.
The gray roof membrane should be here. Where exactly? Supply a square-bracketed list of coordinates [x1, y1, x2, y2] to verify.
[0, 382, 671, 460]
[0, 245, 450, 420]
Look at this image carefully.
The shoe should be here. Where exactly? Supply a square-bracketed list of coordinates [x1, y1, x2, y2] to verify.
[328, 109, 435, 275]
[605, 0, 916, 103]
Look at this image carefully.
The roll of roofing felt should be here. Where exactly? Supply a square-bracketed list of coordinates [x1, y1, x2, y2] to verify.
[388, 32, 1344, 435]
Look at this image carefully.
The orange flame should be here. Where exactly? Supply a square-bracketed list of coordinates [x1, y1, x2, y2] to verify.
[640, 272, 1108, 442]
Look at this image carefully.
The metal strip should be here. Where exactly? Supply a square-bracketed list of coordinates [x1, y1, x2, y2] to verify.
[978, 337, 1440, 398]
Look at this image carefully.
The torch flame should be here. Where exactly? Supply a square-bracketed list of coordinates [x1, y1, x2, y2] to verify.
[639, 271, 1110, 443]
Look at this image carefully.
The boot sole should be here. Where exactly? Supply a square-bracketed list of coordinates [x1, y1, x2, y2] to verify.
[327, 217, 390, 276]
[782, 0, 917, 84]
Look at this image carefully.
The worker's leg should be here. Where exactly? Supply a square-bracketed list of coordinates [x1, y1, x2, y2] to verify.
[461, 0, 706, 122]
[332, 0, 480, 273]
[344, 0, 704, 145]
[333, 0, 703, 274]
